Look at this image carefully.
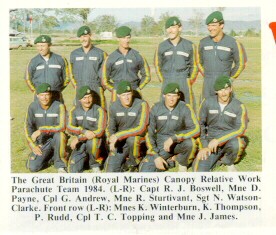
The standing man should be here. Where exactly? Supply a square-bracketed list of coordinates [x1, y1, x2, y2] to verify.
[24, 83, 68, 173]
[104, 81, 149, 172]
[139, 83, 199, 172]
[154, 16, 198, 109]
[197, 11, 247, 100]
[102, 26, 151, 101]
[25, 35, 70, 102]
[193, 76, 249, 172]
[67, 86, 107, 173]
[70, 26, 108, 109]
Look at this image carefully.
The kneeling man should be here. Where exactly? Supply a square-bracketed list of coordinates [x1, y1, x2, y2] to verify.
[139, 83, 199, 172]
[104, 80, 149, 172]
[67, 86, 107, 173]
[193, 75, 249, 172]
[24, 83, 67, 173]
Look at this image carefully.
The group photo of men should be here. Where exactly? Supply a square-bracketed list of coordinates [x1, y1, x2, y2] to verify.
[10, 7, 261, 173]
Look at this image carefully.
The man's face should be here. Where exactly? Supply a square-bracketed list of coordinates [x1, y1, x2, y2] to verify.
[118, 91, 133, 108]
[37, 92, 52, 107]
[80, 34, 91, 48]
[118, 35, 131, 49]
[166, 25, 182, 41]
[216, 86, 232, 104]
[36, 43, 51, 57]
[207, 22, 224, 38]
[80, 94, 93, 109]
[164, 93, 180, 109]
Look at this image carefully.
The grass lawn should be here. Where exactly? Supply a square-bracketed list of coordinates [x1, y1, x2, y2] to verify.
[10, 36, 261, 173]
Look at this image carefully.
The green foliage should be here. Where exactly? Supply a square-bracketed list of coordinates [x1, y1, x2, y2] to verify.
[56, 8, 92, 24]
[140, 12, 177, 37]
[156, 12, 171, 36]
[92, 15, 118, 33]
[43, 16, 60, 29]
[141, 15, 157, 36]
[244, 28, 260, 37]
[229, 30, 237, 37]
[188, 10, 204, 36]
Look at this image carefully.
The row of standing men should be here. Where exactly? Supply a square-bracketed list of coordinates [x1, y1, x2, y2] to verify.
[23, 11, 249, 173]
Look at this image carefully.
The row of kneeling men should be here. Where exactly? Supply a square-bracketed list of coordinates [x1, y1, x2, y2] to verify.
[25, 76, 248, 173]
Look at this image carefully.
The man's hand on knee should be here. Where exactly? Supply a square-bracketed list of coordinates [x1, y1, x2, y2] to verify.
[32, 145, 42, 156]
[84, 130, 96, 140]
[208, 139, 219, 152]
[197, 148, 211, 160]
[154, 157, 168, 170]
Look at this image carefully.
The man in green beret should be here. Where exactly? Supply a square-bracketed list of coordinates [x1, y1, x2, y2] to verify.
[24, 83, 68, 173]
[197, 11, 247, 100]
[67, 85, 107, 173]
[102, 25, 151, 102]
[154, 16, 198, 110]
[139, 82, 200, 172]
[104, 80, 149, 172]
[70, 26, 108, 109]
[193, 75, 249, 172]
[24, 35, 70, 102]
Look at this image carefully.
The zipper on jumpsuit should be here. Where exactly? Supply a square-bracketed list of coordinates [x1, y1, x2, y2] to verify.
[45, 60, 48, 85]
[171, 46, 177, 79]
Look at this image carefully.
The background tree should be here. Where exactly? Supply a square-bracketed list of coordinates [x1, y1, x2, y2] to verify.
[92, 15, 118, 34]
[55, 8, 92, 24]
[229, 29, 237, 37]
[141, 15, 156, 36]
[155, 12, 172, 36]
[245, 28, 258, 37]
[130, 26, 140, 37]
[188, 10, 204, 36]
[10, 9, 25, 32]
[10, 9, 52, 34]
[43, 16, 60, 30]
[25, 9, 53, 33]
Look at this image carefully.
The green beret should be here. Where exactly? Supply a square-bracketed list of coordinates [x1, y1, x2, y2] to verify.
[77, 86, 92, 100]
[34, 35, 51, 44]
[206, 11, 224, 25]
[165, 16, 182, 29]
[214, 75, 232, 91]
[163, 83, 180, 94]
[77, 25, 91, 37]
[117, 81, 132, 94]
[115, 26, 131, 38]
[36, 83, 51, 94]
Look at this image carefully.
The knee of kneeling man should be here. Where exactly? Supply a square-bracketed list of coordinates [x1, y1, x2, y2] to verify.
[228, 144, 240, 154]
[53, 132, 66, 141]
[126, 137, 136, 145]
[183, 139, 195, 149]
[27, 164, 41, 172]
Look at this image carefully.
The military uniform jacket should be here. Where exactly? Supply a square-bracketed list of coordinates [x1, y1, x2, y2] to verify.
[102, 48, 151, 91]
[198, 96, 248, 148]
[70, 46, 107, 89]
[197, 34, 247, 79]
[154, 38, 198, 84]
[147, 100, 200, 155]
[25, 52, 70, 92]
[67, 104, 107, 141]
[24, 100, 66, 150]
[106, 98, 149, 141]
